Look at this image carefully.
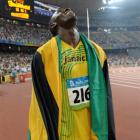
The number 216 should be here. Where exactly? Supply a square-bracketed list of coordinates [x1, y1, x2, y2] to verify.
[73, 87, 90, 104]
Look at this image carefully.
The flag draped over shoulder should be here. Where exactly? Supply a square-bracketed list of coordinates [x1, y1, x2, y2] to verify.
[80, 34, 116, 140]
[28, 34, 116, 140]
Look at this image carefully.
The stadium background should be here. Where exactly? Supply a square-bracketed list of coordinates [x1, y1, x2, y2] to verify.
[0, 0, 140, 140]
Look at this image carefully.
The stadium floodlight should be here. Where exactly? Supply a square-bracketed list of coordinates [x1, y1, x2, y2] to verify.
[103, 0, 107, 4]
[108, 0, 124, 4]
[103, 0, 112, 4]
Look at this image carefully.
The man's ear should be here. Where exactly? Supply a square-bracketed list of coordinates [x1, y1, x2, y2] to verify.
[50, 22, 57, 29]
[49, 22, 58, 36]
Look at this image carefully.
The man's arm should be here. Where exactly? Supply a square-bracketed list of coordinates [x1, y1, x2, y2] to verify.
[102, 59, 116, 140]
[29, 52, 59, 140]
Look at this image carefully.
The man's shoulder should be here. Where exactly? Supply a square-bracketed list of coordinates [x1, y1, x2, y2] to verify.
[37, 37, 56, 55]
[90, 40, 107, 67]
[34, 37, 58, 63]
[90, 41, 106, 56]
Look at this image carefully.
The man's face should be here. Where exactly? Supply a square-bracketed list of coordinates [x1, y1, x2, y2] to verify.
[52, 8, 77, 29]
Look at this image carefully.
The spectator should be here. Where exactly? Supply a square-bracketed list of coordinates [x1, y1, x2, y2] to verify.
[10, 68, 17, 84]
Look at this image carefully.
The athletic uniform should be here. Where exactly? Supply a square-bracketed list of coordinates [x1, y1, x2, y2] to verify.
[60, 41, 91, 140]
[28, 36, 116, 140]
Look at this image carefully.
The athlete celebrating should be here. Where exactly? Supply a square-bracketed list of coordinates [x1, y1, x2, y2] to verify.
[28, 8, 116, 140]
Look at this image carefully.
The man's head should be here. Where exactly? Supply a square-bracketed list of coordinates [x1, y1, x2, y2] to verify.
[49, 8, 77, 36]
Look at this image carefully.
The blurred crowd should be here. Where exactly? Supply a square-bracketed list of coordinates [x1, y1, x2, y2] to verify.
[78, 18, 140, 28]
[0, 16, 140, 83]
[0, 18, 51, 46]
[0, 18, 140, 50]
[90, 32, 140, 49]
[108, 54, 140, 67]
[0, 53, 32, 77]
[0, 7, 140, 84]
[0, 52, 139, 77]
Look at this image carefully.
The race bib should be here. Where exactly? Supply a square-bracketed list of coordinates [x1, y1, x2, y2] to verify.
[66, 76, 90, 110]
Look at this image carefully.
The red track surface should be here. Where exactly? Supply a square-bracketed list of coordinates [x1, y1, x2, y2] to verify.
[0, 67, 140, 140]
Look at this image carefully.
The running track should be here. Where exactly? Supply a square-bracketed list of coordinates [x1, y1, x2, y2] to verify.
[0, 67, 140, 140]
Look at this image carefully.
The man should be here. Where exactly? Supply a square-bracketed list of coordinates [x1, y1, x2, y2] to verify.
[28, 8, 116, 140]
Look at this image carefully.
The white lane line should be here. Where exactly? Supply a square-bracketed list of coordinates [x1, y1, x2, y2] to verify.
[110, 79, 140, 86]
[109, 73, 140, 77]
[111, 83, 140, 89]
[110, 77, 140, 82]
[115, 69, 140, 72]
[109, 71, 140, 75]
[110, 76, 140, 81]
[109, 75, 140, 80]
[110, 71, 140, 75]
[109, 68, 140, 70]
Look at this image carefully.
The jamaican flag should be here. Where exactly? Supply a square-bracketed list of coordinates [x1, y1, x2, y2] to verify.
[28, 34, 116, 140]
